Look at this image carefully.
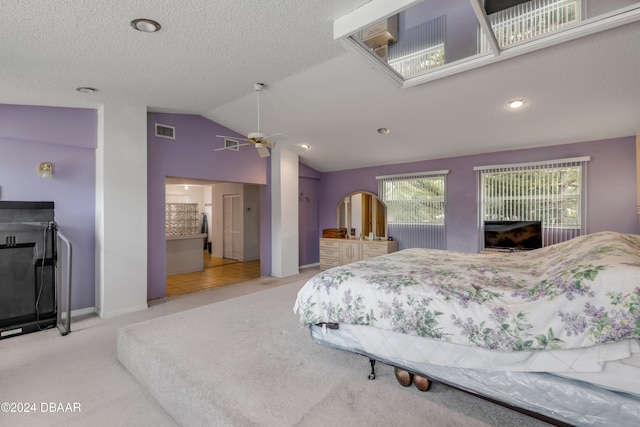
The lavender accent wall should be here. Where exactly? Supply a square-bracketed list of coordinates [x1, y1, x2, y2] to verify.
[4, 105, 635, 306]
[0, 104, 97, 149]
[0, 104, 97, 310]
[147, 113, 271, 301]
[319, 137, 639, 253]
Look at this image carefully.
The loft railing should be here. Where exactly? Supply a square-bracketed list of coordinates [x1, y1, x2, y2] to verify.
[480, 0, 580, 52]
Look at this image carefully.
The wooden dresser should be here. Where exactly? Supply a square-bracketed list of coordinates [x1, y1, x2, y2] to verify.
[319, 238, 399, 270]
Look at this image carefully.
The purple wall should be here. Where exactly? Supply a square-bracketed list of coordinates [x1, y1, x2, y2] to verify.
[0, 104, 97, 310]
[319, 137, 639, 253]
[147, 113, 271, 301]
[4, 103, 636, 307]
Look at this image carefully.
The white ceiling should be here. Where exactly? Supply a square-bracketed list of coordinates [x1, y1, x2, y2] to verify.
[2, 1, 640, 172]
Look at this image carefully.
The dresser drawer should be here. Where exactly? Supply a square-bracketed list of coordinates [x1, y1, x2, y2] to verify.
[320, 257, 341, 270]
[320, 239, 341, 249]
[320, 247, 340, 259]
[361, 242, 389, 256]
[362, 252, 384, 260]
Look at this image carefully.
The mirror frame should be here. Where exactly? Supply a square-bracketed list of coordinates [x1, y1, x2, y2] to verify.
[336, 191, 388, 239]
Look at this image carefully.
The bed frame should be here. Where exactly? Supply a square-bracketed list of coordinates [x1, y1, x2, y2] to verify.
[364, 354, 572, 427]
[310, 323, 640, 427]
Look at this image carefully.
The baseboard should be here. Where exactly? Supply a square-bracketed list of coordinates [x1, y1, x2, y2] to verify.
[300, 262, 319, 270]
[96, 303, 149, 318]
[60, 307, 96, 319]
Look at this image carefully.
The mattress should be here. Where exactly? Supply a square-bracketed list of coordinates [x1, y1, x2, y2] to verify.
[310, 324, 640, 427]
[314, 321, 639, 374]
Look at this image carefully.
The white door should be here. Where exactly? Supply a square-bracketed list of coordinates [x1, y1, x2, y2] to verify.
[223, 194, 242, 260]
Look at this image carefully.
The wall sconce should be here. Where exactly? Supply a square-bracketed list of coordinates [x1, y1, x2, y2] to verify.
[37, 162, 53, 179]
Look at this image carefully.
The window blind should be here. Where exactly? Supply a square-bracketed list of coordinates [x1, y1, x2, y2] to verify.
[475, 157, 589, 247]
[388, 15, 446, 78]
[479, 0, 580, 52]
[377, 170, 448, 250]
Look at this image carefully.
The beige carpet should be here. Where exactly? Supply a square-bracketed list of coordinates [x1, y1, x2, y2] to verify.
[117, 281, 551, 426]
[0, 271, 317, 427]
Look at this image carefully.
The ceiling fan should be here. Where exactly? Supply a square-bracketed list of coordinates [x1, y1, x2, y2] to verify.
[215, 83, 280, 158]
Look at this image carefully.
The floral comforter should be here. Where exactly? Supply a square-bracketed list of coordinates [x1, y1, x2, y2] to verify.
[294, 231, 640, 352]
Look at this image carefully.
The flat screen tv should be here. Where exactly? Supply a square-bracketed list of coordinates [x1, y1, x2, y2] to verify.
[484, 220, 542, 251]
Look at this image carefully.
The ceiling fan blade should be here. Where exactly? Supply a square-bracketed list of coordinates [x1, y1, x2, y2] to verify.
[214, 142, 249, 151]
[215, 134, 250, 142]
[286, 143, 310, 154]
[264, 132, 286, 140]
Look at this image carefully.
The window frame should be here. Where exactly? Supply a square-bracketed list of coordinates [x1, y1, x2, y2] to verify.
[377, 170, 449, 249]
[475, 157, 589, 248]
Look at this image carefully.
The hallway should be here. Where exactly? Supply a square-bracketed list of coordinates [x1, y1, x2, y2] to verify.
[166, 252, 260, 297]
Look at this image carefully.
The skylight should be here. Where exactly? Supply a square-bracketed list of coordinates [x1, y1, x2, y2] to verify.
[335, 0, 640, 88]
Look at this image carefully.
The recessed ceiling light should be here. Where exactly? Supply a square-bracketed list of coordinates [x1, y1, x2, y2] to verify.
[76, 87, 98, 94]
[130, 18, 161, 33]
[377, 128, 390, 134]
[507, 99, 526, 109]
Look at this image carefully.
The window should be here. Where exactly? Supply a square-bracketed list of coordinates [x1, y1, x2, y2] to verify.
[475, 157, 589, 247]
[387, 15, 446, 79]
[480, 0, 581, 52]
[377, 170, 448, 249]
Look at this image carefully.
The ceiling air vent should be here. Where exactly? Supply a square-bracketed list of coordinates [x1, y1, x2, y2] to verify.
[155, 123, 175, 139]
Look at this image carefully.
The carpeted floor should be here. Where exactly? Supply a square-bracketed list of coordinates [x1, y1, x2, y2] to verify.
[118, 281, 551, 427]
[0, 270, 317, 427]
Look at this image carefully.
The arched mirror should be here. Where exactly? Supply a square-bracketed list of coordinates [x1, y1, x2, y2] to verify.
[337, 191, 387, 239]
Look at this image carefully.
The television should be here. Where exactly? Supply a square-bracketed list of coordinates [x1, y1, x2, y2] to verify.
[484, 220, 542, 251]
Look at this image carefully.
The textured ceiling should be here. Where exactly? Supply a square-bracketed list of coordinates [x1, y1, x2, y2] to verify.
[2, 1, 640, 172]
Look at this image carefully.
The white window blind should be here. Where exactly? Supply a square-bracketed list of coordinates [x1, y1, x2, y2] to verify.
[475, 157, 589, 247]
[480, 0, 580, 53]
[388, 15, 446, 79]
[377, 170, 448, 249]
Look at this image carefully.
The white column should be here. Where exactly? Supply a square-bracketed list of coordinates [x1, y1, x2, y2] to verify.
[95, 104, 148, 317]
[637, 132, 640, 220]
[271, 147, 299, 277]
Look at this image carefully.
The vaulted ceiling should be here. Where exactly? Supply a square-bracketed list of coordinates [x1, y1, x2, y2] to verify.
[2, 1, 640, 172]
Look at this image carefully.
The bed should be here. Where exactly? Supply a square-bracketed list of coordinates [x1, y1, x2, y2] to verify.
[294, 231, 640, 426]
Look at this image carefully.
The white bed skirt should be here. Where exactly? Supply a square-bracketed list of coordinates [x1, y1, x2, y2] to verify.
[316, 322, 638, 373]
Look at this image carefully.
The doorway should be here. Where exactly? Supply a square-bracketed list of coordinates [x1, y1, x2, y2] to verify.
[165, 178, 261, 297]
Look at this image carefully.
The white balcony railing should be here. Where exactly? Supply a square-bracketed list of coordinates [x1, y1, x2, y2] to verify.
[480, 0, 580, 52]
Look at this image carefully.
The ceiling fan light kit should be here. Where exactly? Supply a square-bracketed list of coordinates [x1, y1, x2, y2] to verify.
[248, 131, 267, 141]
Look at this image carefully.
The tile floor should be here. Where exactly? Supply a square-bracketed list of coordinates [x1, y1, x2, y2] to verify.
[166, 251, 261, 297]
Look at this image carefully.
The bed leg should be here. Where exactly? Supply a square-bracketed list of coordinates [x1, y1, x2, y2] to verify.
[368, 358, 376, 380]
